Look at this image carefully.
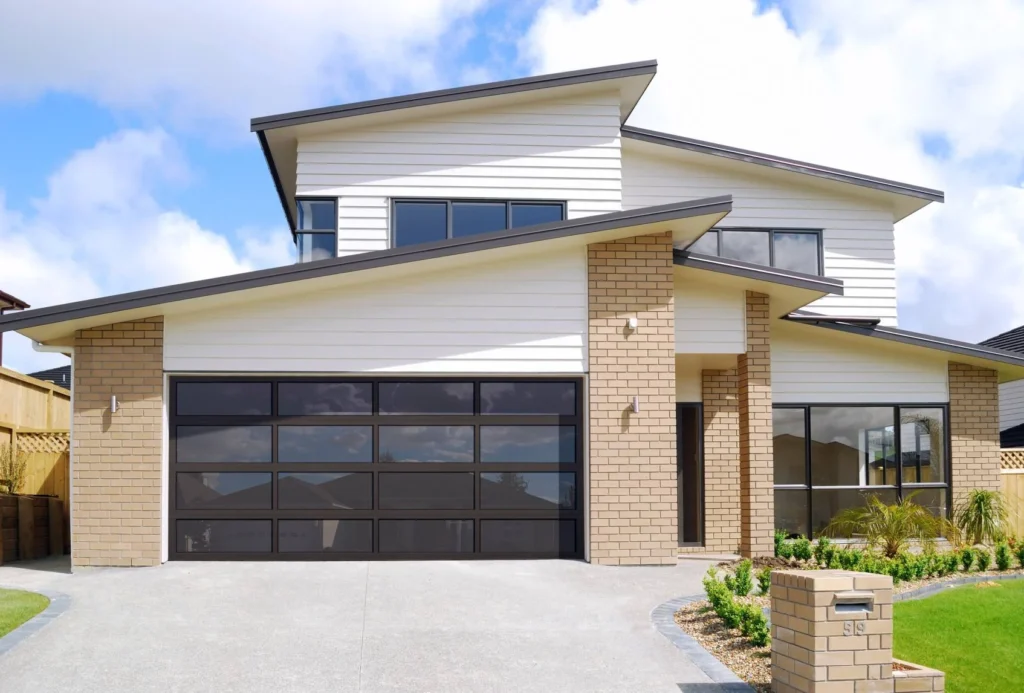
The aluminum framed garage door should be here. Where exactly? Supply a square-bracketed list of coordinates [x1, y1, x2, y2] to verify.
[169, 377, 583, 560]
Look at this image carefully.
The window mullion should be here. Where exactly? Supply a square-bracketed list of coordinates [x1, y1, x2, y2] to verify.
[894, 406, 902, 499]
[804, 405, 812, 537]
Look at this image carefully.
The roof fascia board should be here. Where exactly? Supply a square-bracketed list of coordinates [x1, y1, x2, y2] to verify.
[622, 126, 944, 204]
[252, 60, 658, 132]
[257, 130, 296, 231]
[674, 250, 845, 295]
[0, 196, 730, 334]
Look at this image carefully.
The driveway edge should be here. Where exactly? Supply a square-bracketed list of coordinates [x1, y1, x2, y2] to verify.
[650, 594, 755, 692]
[0, 586, 71, 657]
[894, 572, 1024, 602]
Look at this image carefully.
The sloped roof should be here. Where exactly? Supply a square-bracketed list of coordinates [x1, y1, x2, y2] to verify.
[26, 365, 71, 388]
[1002, 422, 1024, 448]
[981, 324, 1024, 354]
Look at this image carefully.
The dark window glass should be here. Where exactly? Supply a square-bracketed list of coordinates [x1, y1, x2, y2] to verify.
[720, 230, 770, 265]
[278, 472, 372, 509]
[899, 408, 945, 484]
[176, 382, 271, 416]
[811, 489, 897, 536]
[175, 426, 272, 463]
[773, 408, 807, 485]
[480, 472, 575, 510]
[278, 519, 372, 553]
[176, 473, 271, 510]
[480, 520, 575, 555]
[509, 203, 563, 228]
[904, 488, 948, 521]
[774, 231, 819, 275]
[774, 489, 809, 538]
[452, 202, 506, 237]
[480, 382, 575, 415]
[686, 231, 719, 255]
[297, 233, 335, 262]
[278, 426, 373, 463]
[176, 520, 272, 553]
[378, 382, 473, 415]
[378, 426, 474, 463]
[810, 407, 895, 487]
[297, 200, 336, 230]
[379, 472, 474, 509]
[480, 426, 575, 463]
[278, 382, 372, 416]
[378, 519, 474, 553]
[394, 201, 447, 247]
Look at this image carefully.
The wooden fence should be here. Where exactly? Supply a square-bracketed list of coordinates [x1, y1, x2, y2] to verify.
[1001, 449, 1024, 538]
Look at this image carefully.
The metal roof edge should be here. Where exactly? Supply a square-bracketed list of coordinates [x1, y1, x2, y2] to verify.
[674, 251, 845, 295]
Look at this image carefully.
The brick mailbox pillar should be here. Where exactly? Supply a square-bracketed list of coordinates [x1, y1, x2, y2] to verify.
[770, 569, 896, 693]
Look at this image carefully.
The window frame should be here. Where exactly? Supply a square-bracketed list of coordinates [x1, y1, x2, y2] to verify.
[686, 227, 825, 276]
[295, 197, 338, 262]
[772, 403, 951, 538]
[390, 198, 567, 248]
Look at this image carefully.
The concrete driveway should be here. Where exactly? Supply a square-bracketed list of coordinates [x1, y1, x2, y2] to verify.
[0, 557, 723, 693]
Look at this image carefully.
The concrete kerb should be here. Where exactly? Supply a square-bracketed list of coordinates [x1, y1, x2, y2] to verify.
[893, 571, 1024, 602]
[0, 586, 71, 657]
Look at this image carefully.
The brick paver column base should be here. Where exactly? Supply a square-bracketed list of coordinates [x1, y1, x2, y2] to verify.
[702, 368, 740, 553]
[739, 291, 773, 557]
[949, 362, 1000, 505]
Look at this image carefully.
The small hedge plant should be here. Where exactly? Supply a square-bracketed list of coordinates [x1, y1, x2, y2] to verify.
[976, 548, 992, 572]
[703, 568, 769, 648]
[995, 543, 1012, 571]
[756, 567, 772, 595]
[724, 559, 753, 597]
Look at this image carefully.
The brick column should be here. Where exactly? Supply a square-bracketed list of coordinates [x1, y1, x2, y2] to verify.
[948, 362, 1000, 503]
[701, 368, 740, 553]
[73, 317, 163, 567]
[587, 232, 676, 565]
[739, 291, 774, 557]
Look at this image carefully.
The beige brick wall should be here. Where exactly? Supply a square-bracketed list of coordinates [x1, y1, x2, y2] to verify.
[949, 361, 1000, 502]
[587, 232, 676, 565]
[739, 291, 774, 557]
[702, 368, 740, 553]
[73, 317, 163, 567]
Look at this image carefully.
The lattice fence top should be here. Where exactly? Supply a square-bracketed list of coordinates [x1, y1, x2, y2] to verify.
[17, 431, 70, 454]
[1003, 449, 1024, 470]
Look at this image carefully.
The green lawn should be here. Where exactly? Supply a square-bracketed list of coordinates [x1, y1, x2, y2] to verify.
[0, 588, 49, 638]
[893, 580, 1024, 693]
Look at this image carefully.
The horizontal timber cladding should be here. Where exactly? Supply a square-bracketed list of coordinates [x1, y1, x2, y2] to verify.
[168, 376, 584, 561]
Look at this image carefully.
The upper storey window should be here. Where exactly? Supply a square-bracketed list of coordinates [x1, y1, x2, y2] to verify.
[296, 199, 337, 263]
[684, 228, 822, 276]
[393, 199, 565, 248]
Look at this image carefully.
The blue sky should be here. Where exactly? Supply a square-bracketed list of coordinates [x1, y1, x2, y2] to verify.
[2, 0, 1024, 373]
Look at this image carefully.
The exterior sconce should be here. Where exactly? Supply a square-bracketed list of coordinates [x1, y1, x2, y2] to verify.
[626, 316, 638, 330]
[630, 396, 640, 413]
[110, 395, 118, 414]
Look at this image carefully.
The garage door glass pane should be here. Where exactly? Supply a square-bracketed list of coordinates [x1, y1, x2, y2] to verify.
[176, 426, 272, 463]
[480, 426, 575, 463]
[279, 520, 372, 553]
[378, 520, 474, 553]
[810, 407, 895, 486]
[480, 520, 575, 554]
[278, 426, 373, 463]
[378, 426, 474, 463]
[811, 488, 898, 536]
[773, 408, 807, 485]
[480, 382, 575, 415]
[774, 489, 809, 538]
[899, 408, 945, 484]
[176, 520, 272, 553]
[378, 382, 473, 415]
[278, 382, 372, 415]
[480, 472, 575, 510]
[379, 472, 474, 509]
[176, 382, 271, 415]
[176, 473, 271, 510]
[278, 473, 372, 509]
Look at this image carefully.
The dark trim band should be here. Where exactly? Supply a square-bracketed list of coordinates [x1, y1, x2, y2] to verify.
[257, 130, 296, 232]
[674, 250, 845, 295]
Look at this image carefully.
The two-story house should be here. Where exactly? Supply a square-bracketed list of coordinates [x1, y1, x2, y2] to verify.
[3, 60, 1022, 567]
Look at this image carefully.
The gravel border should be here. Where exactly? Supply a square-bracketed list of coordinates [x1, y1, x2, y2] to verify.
[0, 586, 71, 657]
[650, 595, 755, 692]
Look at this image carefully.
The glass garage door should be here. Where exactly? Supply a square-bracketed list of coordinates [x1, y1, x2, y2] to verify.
[168, 377, 583, 560]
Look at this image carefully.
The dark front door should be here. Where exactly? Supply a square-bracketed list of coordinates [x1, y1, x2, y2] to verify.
[677, 403, 703, 545]
[169, 377, 583, 560]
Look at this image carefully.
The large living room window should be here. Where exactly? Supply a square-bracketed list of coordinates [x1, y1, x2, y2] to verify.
[296, 199, 337, 262]
[392, 199, 565, 248]
[684, 228, 822, 275]
[773, 405, 949, 538]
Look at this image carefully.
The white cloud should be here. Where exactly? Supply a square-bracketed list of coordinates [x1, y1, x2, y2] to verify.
[0, 129, 292, 373]
[0, 0, 486, 133]
[521, 0, 1024, 341]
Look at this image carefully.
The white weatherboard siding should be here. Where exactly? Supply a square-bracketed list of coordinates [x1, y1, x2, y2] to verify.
[623, 145, 898, 324]
[1001, 380, 1024, 431]
[296, 93, 623, 257]
[675, 276, 746, 353]
[164, 250, 587, 373]
[772, 323, 948, 403]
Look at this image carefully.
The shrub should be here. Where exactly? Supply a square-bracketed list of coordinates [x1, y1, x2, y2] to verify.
[944, 552, 961, 575]
[756, 567, 772, 595]
[0, 443, 28, 495]
[774, 529, 788, 557]
[975, 548, 992, 572]
[730, 560, 753, 596]
[822, 493, 953, 558]
[1016, 543, 1024, 570]
[792, 536, 813, 562]
[995, 543, 1012, 571]
[955, 490, 1008, 546]
[741, 604, 770, 647]
[837, 548, 864, 571]
[813, 536, 832, 565]
[778, 540, 794, 560]
[960, 547, 975, 572]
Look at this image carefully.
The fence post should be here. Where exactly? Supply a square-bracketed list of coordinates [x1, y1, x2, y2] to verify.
[17, 496, 34, 561]
[48, 498, 64, 557]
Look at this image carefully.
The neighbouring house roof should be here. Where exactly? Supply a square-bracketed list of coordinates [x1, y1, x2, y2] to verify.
[27, 365, 70, 389]
[980, 324, 1024, 354]
[1002, 422, 1024, 448]
[0, 196, 732, 343]
[0, 289, 29, 311]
